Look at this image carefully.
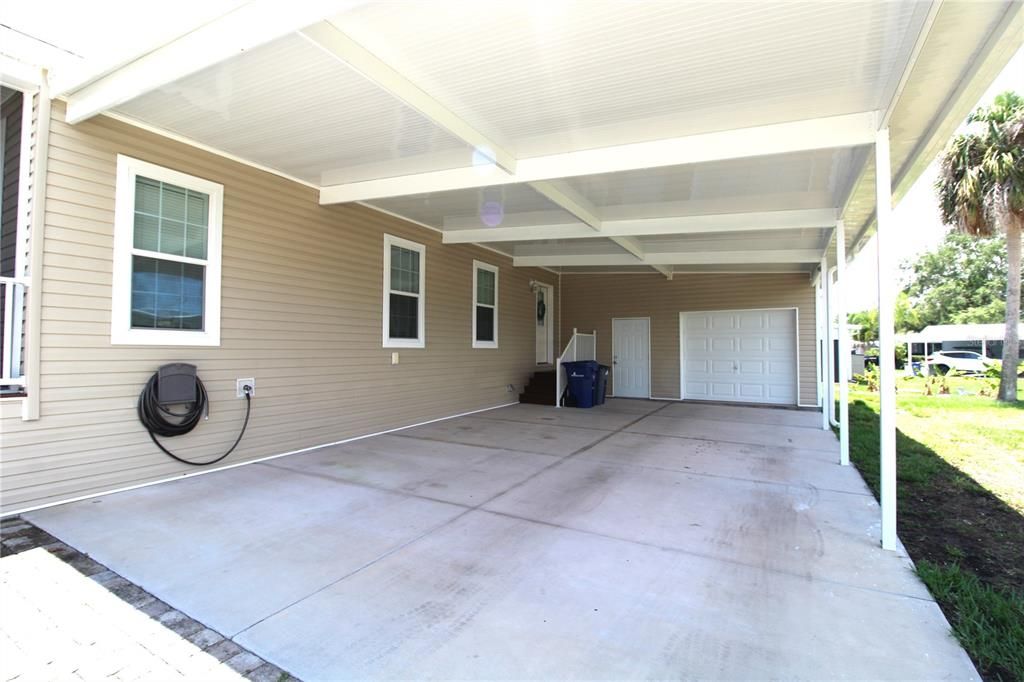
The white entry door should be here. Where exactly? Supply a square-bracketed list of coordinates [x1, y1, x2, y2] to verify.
[535, 284, 553, 364]
[612, 318, 650, 398]
[680, 309, 797, 405]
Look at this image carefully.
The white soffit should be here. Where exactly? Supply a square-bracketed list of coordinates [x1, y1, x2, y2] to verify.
[112, 33, 473, 185]
[329, 1, 925, 156]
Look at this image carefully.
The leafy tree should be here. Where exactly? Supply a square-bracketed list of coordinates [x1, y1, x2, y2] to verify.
[849, 294, 919, 342]
[902, 231, 1008, 328]
[935, 91, 1023, 402]
[848, 309, 878, 343]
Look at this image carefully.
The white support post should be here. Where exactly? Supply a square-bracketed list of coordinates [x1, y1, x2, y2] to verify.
[876, 129, 898, 551]
[836, 221, 850, 466]
[818, 256, 828, 430]
[823, 266, 831, 425]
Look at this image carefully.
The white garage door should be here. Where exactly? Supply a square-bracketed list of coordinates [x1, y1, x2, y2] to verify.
[680, 309, 798, 405]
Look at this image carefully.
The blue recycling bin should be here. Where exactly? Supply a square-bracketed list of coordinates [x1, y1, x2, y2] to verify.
[594, 365, 609, 405]
[563, 360, 599, 408]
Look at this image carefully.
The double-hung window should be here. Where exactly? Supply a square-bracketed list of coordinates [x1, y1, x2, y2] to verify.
[383, 235, 425, 348]
[472, 260, 498, 348]
[111, 155, 223, 346]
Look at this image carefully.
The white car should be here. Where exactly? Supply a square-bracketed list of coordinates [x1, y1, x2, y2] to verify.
[924, 350, 991, 375]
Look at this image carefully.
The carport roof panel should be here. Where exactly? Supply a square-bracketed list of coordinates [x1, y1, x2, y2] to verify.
[112, 32, 475, 186]
[330, 1, 928, 156]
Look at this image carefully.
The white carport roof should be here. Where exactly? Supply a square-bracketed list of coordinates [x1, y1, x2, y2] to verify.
[903, 323, 1024, 343]
[4, 1, 1020, 278]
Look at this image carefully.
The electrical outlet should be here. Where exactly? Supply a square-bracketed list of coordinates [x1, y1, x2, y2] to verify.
[391, 352, 400, 365]
[236, 378, 255, 398]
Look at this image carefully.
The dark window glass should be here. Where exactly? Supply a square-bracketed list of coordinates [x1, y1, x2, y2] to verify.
[131, 255, 204, 330]
[476, 305, 495, 342]
[389, 293, 419, 339]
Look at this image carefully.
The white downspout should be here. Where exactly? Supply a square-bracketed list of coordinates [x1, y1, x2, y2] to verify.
[876, 128, 898, 552]
[827, 266, 838, 428]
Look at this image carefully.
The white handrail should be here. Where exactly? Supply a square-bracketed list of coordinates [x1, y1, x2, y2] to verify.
[555, 327, 597, 407]
[1, 277, 27, 387]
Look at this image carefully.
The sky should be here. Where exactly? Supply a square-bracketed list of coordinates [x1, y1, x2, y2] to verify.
[846, 45, 1024, 312]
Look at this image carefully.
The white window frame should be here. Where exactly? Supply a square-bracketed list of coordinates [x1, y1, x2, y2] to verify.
[383, 234, 426, 348]
[111, 155, 223, 346]
[472, 260, 498, 349]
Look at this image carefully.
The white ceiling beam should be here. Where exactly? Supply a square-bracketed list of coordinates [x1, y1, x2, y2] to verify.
[514, 249, 823, 268]
[442, 208, 836, 244]
[526, 179, 675, 278]
[320, 111, 878, 204]
[527, 179, 601, 229]
[301, 21, 516, 173]
[62, 1, 362, 123]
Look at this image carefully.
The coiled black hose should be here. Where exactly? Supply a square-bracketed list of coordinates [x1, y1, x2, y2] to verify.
[137, 372, 251, 466]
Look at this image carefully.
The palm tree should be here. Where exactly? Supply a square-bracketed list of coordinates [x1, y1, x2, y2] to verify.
[936, 91, 1023, 402]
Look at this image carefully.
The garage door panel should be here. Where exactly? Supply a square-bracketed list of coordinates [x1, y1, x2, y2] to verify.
[711, 314, 736, 330]
[739, 383, 765, 398]
[739, 360, 764, 375]
[686, 337, 709, 353]
[711, 337, 736, 352]
[739, 337, 765, 352]
[711, 359, 735, 374]
[738, 313, 765, 330]
[711, 383, 737, 398]
[767, 311, 793, 329]
[682, 309, 797, 406]
[686, 359, 709, 374]
[767, 336, 795, 353]
[768, 384, 796, 401]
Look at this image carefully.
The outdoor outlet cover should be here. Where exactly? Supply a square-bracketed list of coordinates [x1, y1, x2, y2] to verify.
[236, 378, 255, 398]
[392, 352, 399, 365]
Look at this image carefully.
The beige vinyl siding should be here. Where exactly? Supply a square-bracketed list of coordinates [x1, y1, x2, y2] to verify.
[0, 101, 557, 513]
[558, 272, 817, 404]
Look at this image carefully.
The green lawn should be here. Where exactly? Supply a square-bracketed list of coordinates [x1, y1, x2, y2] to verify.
[845, 376, 1024, 681]
[851, 376, 1024, 512]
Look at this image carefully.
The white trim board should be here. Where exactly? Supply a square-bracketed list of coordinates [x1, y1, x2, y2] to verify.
[1, 401, 520, 518]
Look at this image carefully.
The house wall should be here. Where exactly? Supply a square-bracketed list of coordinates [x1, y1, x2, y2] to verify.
[0, 101, 557, 514]
[558, 272, 817, 404]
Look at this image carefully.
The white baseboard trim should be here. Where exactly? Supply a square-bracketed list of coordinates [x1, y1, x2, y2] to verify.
[4, 401, 520, 518]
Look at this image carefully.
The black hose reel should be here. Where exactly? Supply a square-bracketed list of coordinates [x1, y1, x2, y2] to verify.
[138, 363, 251, 466]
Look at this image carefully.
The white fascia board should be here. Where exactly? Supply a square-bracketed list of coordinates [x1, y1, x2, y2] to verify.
[62, 0, 362, 123]
[514, 249, 824, 267]
[442, 208, 836, 244]
[300, 21, 516, 174]
[320, 111, 878, 204]
[0, 55, 42, 92]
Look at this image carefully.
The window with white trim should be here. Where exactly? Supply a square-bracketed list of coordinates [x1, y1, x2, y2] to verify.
[111, 155, 223, 346]
[472, 260, 498, 348]
[383, 235, 425, 348]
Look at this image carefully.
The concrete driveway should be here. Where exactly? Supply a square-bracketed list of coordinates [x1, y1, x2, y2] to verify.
[25, 399, 977, 680]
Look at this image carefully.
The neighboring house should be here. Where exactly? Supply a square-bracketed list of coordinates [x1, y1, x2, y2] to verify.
[0, 0, 1020, 553]
[902, 323, 1024, 359]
